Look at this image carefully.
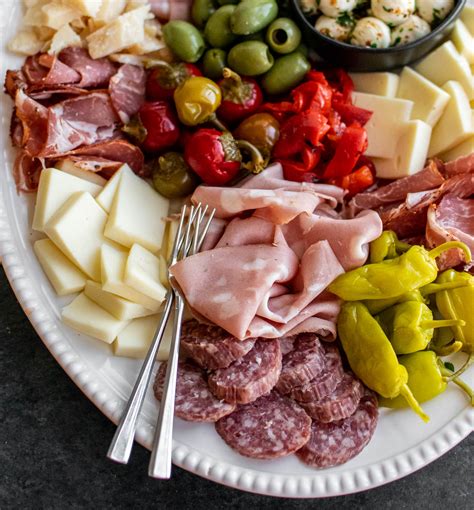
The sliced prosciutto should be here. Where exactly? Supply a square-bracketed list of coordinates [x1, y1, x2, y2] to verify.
[443, 153, 474, 176]
[109, 65, 146, 124]
[171, 163, 382, 339]
[426, 195, 474, 270]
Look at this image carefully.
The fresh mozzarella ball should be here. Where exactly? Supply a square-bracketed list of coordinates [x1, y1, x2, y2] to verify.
[417, 0, 454, 24]
[391, 15, 431, 45]
[299, 0, 319, 15]
[315, 15, 353, 41]
[371, 0, 415, 27]
[319, 0, 358, 19]
[351, 16, 391, 48]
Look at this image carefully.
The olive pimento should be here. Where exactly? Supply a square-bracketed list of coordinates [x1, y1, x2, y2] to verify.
[123, 101, 180, 153]
[217, 67, 263, 124]
[146, 61, 202, 101]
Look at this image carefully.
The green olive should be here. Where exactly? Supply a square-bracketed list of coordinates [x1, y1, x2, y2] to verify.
[204, 5, 238, 48]
[241, 31, 265, 42]
[228, 41, 274, 76]
[261, 51, 310, 95]
[217, 0, 238, 4]
[163, 20, 206, 63]
[266, 17, 302, 54]
[202, 48, 227, 80]
[230, 0, 278, 36]
[191, 0, 217, 28]
[152, 152, 199, 199]
[295, 42, 309, 57]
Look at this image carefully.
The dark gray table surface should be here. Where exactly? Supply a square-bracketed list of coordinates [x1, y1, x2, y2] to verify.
[0, 268, 472, 510]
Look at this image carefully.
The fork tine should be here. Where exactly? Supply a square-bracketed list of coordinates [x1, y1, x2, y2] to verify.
[196, 208, 216, 253]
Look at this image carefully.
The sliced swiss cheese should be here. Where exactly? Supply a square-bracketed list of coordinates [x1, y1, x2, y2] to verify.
[438, 111, 474, 160]
[351, 92, 413, 158]
[373, 120, 432, 179]
[44, 191, 111, 281]
[429, 81, 473, 157]
[62, 292, 129, 344]
[114, 313, 172, 360]
[124, 244, 167, 302]
[84, 280, 154, 321]
[460, 5, 474, 35]
[32, 168, 103, 232]
[104, 168, 169, 253]
[101, 244, 161, 311]
[451, 19, 474, 64]
[350, 72, 399, 97]
[397, 67, 450, 127]
[414, 41, 474, 100]
[34, 238, 87, 296]
[95, 164, 132, 212]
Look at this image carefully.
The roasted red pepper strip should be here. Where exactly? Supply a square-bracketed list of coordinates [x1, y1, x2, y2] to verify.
[325, 68, 354, 102]
[332, 99, 372, 127]
[273, 110, 329, 159]
[338, 165, 375, 196]
[279, 160, 315, 182]
[323, 123, 368, 179]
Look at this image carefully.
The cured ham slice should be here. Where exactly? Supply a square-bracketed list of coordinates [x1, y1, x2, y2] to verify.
[13, 151, 43, 193]
[15, 90, 49, 156]
[109, 64, 146, 123]
[149, 0, 192, 20]
[444, 153, 474, 176]
[426, 195, 474, 270]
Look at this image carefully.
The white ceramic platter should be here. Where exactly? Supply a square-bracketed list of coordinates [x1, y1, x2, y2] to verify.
[0, 0, 473, 498]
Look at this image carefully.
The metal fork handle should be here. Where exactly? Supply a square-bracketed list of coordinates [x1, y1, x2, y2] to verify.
[107, 289, 174, 464]
[148, 292, 185, 479]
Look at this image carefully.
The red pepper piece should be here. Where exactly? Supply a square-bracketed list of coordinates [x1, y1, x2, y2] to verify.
[123, 101, 180, 153]
[325, 68, 354, 102]
[218, 68, 263, 125]
[291, 80, 333, 115]
[337, 165, 375, 196]
[184, 128, 242, 186]
[146, 62, 202, 101]
[323, 123, 368, 179]
[273, 110, 329, 159]
[332, 99, 372, 127]
[279, 159, 315, 182]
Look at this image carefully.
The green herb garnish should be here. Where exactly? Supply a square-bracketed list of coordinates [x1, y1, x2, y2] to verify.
[393, 36, 402, 46]
[444, 361, 455, 372]
[370, 42, 378, 48]
[337, 11, 354, 27]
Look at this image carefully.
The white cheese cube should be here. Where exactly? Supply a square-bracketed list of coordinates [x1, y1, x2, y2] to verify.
[84, 280, 154, 321]
[34, 238, 87, 295]
[438, 135, 474, 161]
[429, 81, 473, 157]
[165, 218, 179, 260]
[114, 314, 172, 360]
[86, 6, 151, 59]
[104, 168, 169, 253]
[373, 120, 432, 179]
[352, 92, 413, 158]
[44, 192, 111, 281]
[95, 164, 132, 212]
[158, 253, 169, 288]
[124, 244, 167, 302]
[32, 168, 103, 233]
[397, 67, 450, 127]
[61, 0, 102, 17]
[62, 292, 129, 344]
[48, 22, 82, 54]
[349, 72, 399, 97]
[7, 30, 44, 56]
[55, 159, 107, 187]
[415, 41, 474, 100]
[101, 244, 161, 311]
[41, 2, 81, 30]
[96, 0, 127, 22]
[461, 5, 474, 35]
[451, 20, 474, 64]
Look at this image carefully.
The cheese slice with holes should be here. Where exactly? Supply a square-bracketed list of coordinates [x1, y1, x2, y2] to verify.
[84, 280, 154, 321]
[101, 244, 161, 311]
[44, 192, 112, 281]
[34, 238, 87, 295]
[33, 168, 103, 232]
[62, 292, 129, 344]
[114, 314, 172, 360]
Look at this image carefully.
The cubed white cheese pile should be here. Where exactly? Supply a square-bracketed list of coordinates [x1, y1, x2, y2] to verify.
[350, 8, 474, 179]
[33, 162, 175, 360]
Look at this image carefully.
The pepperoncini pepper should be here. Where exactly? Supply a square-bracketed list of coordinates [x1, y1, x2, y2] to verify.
[435, 269, 474, 354]
[369, 230, 411, 263]
[337, 301, 429, 422]
[376, 301, 465, 355]
[379, 351, 473, 408]
[329, 241, 472, 301]
[174, 76, 222, 126]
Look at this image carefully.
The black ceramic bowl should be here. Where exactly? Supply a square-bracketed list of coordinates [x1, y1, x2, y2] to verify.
[289, 0, 467, 71]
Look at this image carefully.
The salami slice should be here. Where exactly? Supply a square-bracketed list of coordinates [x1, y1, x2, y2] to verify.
[180, 320, 257, 370]
[299, 372, 364, 423]
[290, 344, 345, 403]
[154, 361, 235, 422]
[215, 391, 311, 460]
[276, 334, 326, 394]
[296, 393, 378, 468]
[208, 339, 282, 404]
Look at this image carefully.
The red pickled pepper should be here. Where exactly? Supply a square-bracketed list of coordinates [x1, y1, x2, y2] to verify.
[146, 62, 202, 101]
